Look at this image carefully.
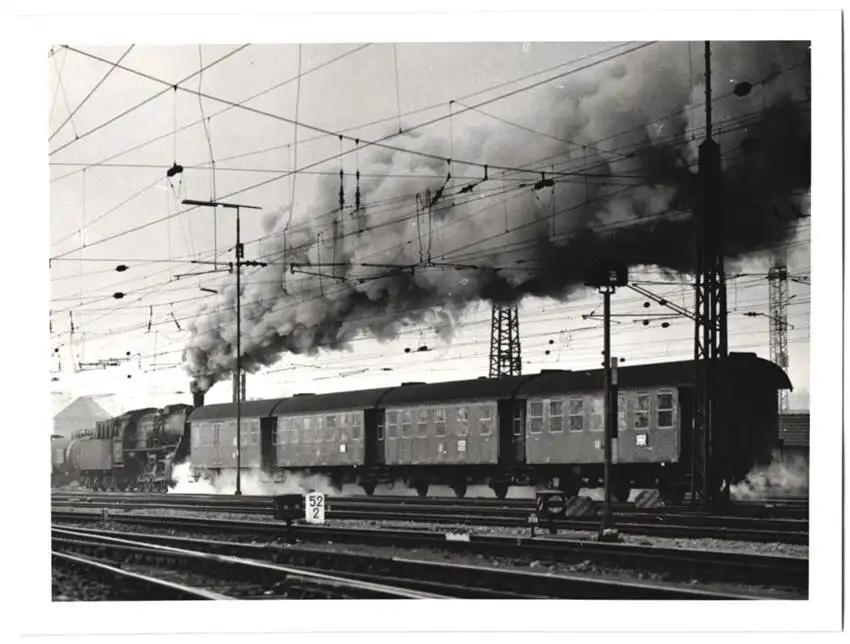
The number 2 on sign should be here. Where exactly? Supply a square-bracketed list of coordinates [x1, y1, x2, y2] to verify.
[305, 492, 325, 524]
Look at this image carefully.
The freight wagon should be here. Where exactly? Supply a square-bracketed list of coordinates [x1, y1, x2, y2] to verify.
[187, 353, 790, 501]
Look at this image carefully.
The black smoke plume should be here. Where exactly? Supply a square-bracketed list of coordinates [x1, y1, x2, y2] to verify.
[184, 41, 810, 392]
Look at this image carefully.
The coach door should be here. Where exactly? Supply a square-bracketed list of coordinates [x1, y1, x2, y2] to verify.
[512, 401, 527, 462]
[260, 418, 275, 471]
[498, 400, 526, 464]
[364, 409, 385, 467]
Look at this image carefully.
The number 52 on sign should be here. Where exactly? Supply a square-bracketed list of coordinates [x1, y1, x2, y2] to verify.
[305, 492, 325, 524]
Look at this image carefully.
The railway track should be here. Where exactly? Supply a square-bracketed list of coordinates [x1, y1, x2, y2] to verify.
[52, 510, 808, 594]
[51, 492, 809, 544]
[53, 526, 447, 600]
[52, 524, 770, 600]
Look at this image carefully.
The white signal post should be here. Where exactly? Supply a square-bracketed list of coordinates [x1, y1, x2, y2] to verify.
[305, 492, 326, 524]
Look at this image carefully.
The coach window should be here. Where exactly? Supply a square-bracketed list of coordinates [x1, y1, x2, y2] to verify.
[351, 414, 363, 440]
[634, 393, 651, 429]
[456, 406, 469, 437]
[416, 408, 429, 437]
[618, 393, 628, 432]
[402, 410, 414, 438]
[513, 405, 523, 436]
[434, 407, 447, 437]
[192, 428, 200, 448]
[568, 398, 585, 432]
[250, 422, 259, 446]
[657, 392, 674, 428]
[480, 404, 493, 436]
[386, 411, 398, 439]
[589, 396, 603, 432]
[290, 418, 300, 444]
[529, 401, 543, 434]
[326, 414, 339, 441]
[549, 400, 564, 433]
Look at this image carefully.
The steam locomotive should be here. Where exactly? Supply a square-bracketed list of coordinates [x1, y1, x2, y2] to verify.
[51, 353, 790, 500]
[51, 404, 193, 491]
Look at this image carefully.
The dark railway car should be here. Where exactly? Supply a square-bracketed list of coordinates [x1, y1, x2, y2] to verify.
[183, 353, 790, 500]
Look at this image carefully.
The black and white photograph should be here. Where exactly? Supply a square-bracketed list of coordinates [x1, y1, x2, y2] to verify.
[8, 3, 845, 640]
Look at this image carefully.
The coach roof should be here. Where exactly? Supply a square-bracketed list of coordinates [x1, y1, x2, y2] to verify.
[381, 375, 528, 407]
[270, 387, 397, 416]
[187, 354, 790, 421]
[187, 399, 286, 422]
[516, 353, 791, 398]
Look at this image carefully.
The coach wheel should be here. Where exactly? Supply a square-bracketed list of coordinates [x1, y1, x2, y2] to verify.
[331, 474, 345, 493]
[415, 481, 430, 498]
[361, 481, 376, 496]
[491, 481, 509, 499]
[451, 481, 468, 498]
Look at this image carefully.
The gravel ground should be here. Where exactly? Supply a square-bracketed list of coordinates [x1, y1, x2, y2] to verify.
[79, 506, 809, 558]
[52, 559, 115, 601]
[53, 514, 806, 599]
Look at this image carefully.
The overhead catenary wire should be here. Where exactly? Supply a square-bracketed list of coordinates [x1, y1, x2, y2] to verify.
[49, 71, 808, 264]
[53, 42, 796, 266]
[53, 42, 656, 180]
[50, 44, 251, 158]
[50, 44, 135, 143]
[53, 46, 808, 392]
[49, 41, 626, 186]
[49, 44, 375, 185]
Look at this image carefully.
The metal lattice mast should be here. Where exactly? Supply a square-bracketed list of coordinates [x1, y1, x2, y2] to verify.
[691, 41, 729, 507]
[768, 258, 790, 414]
[489, 305, 522, 377]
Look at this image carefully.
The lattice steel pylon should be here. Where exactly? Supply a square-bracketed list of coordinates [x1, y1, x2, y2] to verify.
[768, 258, 790, 414]
[691, 41, 729, 508]
[489, 304, 522, 377]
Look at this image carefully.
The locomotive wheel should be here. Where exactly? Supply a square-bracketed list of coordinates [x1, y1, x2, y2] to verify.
[491, 481, 509, 499]
[414, 480, 430, 498]
[361, 481, 376, 496]
[451, 481, 468, 498]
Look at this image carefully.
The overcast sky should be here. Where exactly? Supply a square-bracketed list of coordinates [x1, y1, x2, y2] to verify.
[48, 42, 811, 416]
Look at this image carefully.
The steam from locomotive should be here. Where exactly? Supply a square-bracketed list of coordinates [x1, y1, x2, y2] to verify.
[183, 41, 810, 392]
